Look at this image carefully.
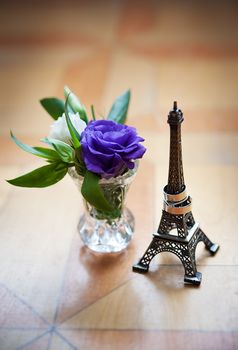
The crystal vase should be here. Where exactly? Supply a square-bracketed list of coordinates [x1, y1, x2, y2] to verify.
[68, 162, 138, 253]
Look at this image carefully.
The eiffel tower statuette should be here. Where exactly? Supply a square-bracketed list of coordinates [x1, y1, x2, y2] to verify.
[133, 102, 219, 285]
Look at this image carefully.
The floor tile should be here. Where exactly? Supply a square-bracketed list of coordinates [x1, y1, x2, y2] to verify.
[155, 59, 238, 121]
[60, 49, 112, 112]
[0, 166, 19, 210]
[0, 284, 48, 328]
[117, 0, 157, 40]
[50, 332, 74, 350]
[60, 265, 238, 332]
[0, 47, 95, 136]
[59, 329, 238, 350]
[0, 166, 83, 323]
[0, 330, 47, 350]
[125, 1, 238, 50]
[102, 48, 157, 118]
[21, 332, 51, 350]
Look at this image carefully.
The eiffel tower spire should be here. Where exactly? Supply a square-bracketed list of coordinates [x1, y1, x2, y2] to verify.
[166, 101, 185, 194]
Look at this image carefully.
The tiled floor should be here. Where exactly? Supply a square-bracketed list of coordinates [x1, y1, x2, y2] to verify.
[0, 1, 238, 349]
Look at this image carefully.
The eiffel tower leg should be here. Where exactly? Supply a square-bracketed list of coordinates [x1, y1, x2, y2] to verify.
[182, 245, 202, 285]
[198, 228, 220, 255]
[132, 236, 159, 273]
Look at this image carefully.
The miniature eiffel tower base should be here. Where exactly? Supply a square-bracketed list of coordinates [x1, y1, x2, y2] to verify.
[133, 222, 219, 285]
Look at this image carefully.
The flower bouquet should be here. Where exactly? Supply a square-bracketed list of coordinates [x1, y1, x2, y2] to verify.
[7, 87, 146, 253]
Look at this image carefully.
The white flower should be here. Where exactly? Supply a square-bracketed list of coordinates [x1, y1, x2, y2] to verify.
[48, 112, 86, 144]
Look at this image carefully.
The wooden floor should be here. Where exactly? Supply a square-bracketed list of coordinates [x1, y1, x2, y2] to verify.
[0, 1, 238, 349]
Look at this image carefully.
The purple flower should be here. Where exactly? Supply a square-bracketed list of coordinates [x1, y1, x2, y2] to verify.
[80, 120, 146, 178]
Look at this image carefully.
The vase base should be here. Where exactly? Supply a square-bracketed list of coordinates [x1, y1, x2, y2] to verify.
[85, 243, 130, 254]
[78, 207, 135, 254]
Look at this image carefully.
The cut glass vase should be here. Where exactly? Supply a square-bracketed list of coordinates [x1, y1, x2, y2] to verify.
[68, 162, 138, 253]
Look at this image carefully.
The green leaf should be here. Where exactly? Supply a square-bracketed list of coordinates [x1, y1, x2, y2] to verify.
[91, 105, 96, 120]
[40, 98, 65, 120]
[64, 86, 88, 124]
[81, 171, 113, 212]
[74, 147, 86, 176]
[64, 94, 81, 148]
[107, 90, 131, 124]
[7, 162, 68, 188]
[42, 137, 74, 163]
[10, 132, 61, 161]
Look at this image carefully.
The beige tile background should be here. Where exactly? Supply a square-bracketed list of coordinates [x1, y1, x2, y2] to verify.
[0, 0, 238, 349]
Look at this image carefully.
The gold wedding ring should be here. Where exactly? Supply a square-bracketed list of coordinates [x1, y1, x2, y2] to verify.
[163, 199, 192, 215]
[163, 186, 187, 203]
